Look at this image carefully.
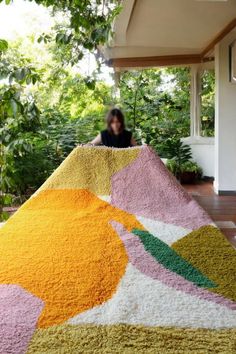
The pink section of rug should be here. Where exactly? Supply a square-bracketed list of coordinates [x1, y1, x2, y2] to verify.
[111, 146, 212, 230]
[0, 285, 44, 354]
[111, 221, 236, 310]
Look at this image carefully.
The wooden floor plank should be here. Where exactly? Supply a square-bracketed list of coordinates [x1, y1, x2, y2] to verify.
[183, 182, 236, 246]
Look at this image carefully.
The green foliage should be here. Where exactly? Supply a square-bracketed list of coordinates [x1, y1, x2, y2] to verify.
[119, 68, 191, 154]
[201, 70, 215, 137]
[40, 109, 105, 161]
[0, 39, 8, 52]
[164, 138, 193, 177]
[180, 161, 202, 175]
[119, 67, 214, 157]
[167, 159, 202, 182]
[0, 35, 111, 215]
[0, 40, 42, 205]
[15, 0, 120, 67]
[0, 1, 121, 218]
[166, 159, 179, 176]
[165, 139, 202, 181]
[161, 138, 192, 164]
[0, 193, 12, 221]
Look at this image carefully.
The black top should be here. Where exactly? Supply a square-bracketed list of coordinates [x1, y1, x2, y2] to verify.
[101, 129, 132, 148]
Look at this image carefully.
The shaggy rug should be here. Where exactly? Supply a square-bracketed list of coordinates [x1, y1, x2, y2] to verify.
[0, 146, 235, 353]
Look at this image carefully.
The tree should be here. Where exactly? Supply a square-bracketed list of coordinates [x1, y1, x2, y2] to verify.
[0, 40, 42, 193]
[201, 70, 215, 137]
[0, 39, 43, 218]
[0, 0, 121, 68]
[119, 68, 191, 152]
[0, 35, 114, 200]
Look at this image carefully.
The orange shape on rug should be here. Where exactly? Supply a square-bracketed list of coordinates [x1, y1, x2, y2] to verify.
[0, 190, 144, 328]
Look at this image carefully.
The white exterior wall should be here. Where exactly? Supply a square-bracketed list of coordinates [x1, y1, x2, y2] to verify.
[214, 30, 236, 193]
[182, 137, 215, 177]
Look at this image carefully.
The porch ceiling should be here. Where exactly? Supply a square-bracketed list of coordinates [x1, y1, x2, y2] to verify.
[103, 0, 236, 68]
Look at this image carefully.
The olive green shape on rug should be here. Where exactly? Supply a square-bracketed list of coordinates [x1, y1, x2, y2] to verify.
[132, 229, 216, 288]
[172, 225, 236, 301]
[27, 324, 236, 354]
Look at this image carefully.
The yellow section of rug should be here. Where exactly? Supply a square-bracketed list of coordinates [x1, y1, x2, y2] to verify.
[27, 324, 236, 354]
[0, 189, 144, 328]
[39, 146, 141, 195]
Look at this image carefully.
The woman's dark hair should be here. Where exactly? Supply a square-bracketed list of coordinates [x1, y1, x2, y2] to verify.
[106, 108, 125, 133]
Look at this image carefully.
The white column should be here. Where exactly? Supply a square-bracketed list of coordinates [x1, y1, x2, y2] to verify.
[183, 64, 215, 178]
[190, 65, 201, 137]
[113, 71, 121, 99]
[214, 31, 236, 194]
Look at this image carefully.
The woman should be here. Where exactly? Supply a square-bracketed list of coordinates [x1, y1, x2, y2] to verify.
[89, 108, 137, 148]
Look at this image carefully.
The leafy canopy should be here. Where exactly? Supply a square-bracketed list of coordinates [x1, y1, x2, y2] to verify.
[0, 0, 121, 66]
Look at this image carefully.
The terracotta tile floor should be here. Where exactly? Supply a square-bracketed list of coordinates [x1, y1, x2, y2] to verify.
[184, 181, 236, 248]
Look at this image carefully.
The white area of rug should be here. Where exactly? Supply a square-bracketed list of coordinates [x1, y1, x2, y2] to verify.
[68, 263, 236, 329]
[136, 216, 191, 245]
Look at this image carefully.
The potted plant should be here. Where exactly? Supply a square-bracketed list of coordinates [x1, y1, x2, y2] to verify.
[167, 159, 202, 184]
[163, 138, 203, 183]
[179, 161, 202, 184]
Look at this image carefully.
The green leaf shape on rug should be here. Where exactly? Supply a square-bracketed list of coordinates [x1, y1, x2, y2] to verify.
[132, 229, 217, 288]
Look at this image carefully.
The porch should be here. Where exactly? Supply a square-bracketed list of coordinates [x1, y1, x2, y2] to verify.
[102, 0, 236, 195]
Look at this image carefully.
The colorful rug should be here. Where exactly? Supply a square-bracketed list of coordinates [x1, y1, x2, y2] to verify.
[0, 146, 235, 353]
